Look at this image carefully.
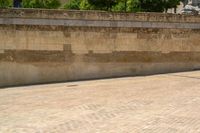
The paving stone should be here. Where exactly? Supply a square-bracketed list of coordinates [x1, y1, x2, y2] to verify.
[0, 71, 200, 133]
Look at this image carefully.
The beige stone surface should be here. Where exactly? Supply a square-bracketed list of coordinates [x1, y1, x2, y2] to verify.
[0, 9, 200, 87]
[0, 71, 200, 133]
[1, 28, 199, 53]
[1, 62, 200, 87]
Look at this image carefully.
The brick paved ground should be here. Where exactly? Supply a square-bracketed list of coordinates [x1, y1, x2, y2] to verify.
[0, 71, 200, 133]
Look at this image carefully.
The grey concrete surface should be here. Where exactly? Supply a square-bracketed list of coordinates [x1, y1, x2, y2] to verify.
[1, 18, 200, 29]
[0, 71, 200, 133]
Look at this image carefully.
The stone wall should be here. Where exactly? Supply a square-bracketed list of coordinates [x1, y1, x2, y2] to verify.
[0, 9, 200, 87]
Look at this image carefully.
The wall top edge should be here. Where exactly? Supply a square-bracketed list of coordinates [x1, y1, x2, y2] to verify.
[0, 8, 200, 23]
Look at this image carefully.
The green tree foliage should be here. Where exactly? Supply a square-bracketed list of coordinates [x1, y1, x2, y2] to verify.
[0, 0, 12, 8]
[139, 0, 165, 12]
[45, 0, 61, 8]
[64, 0, 81, 9]
[22, 0, 61, 9]
[87, 0, 117, 11]
[163, 0, 181, 12]
[112, 1, 126, 12]
[79, 0, 93, 10]
[65, 0, 181, 12]
[65, 0, 118, 11]
[1, 0, 181, 12]
[127, 0, 141, 12]
[112, 0, 140, 12]
[22, 0, 44, 8]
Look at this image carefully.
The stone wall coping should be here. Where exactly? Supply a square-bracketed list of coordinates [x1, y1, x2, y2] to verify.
[0, 8, 200, 23]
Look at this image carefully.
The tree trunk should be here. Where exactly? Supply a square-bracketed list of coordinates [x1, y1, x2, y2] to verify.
[174, 7, 177, 13]
[165, 8, 168, 13]
[124, 0, 127, 12]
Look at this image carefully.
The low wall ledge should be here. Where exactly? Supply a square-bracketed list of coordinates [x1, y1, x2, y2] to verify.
[0, 8, 199, 23]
